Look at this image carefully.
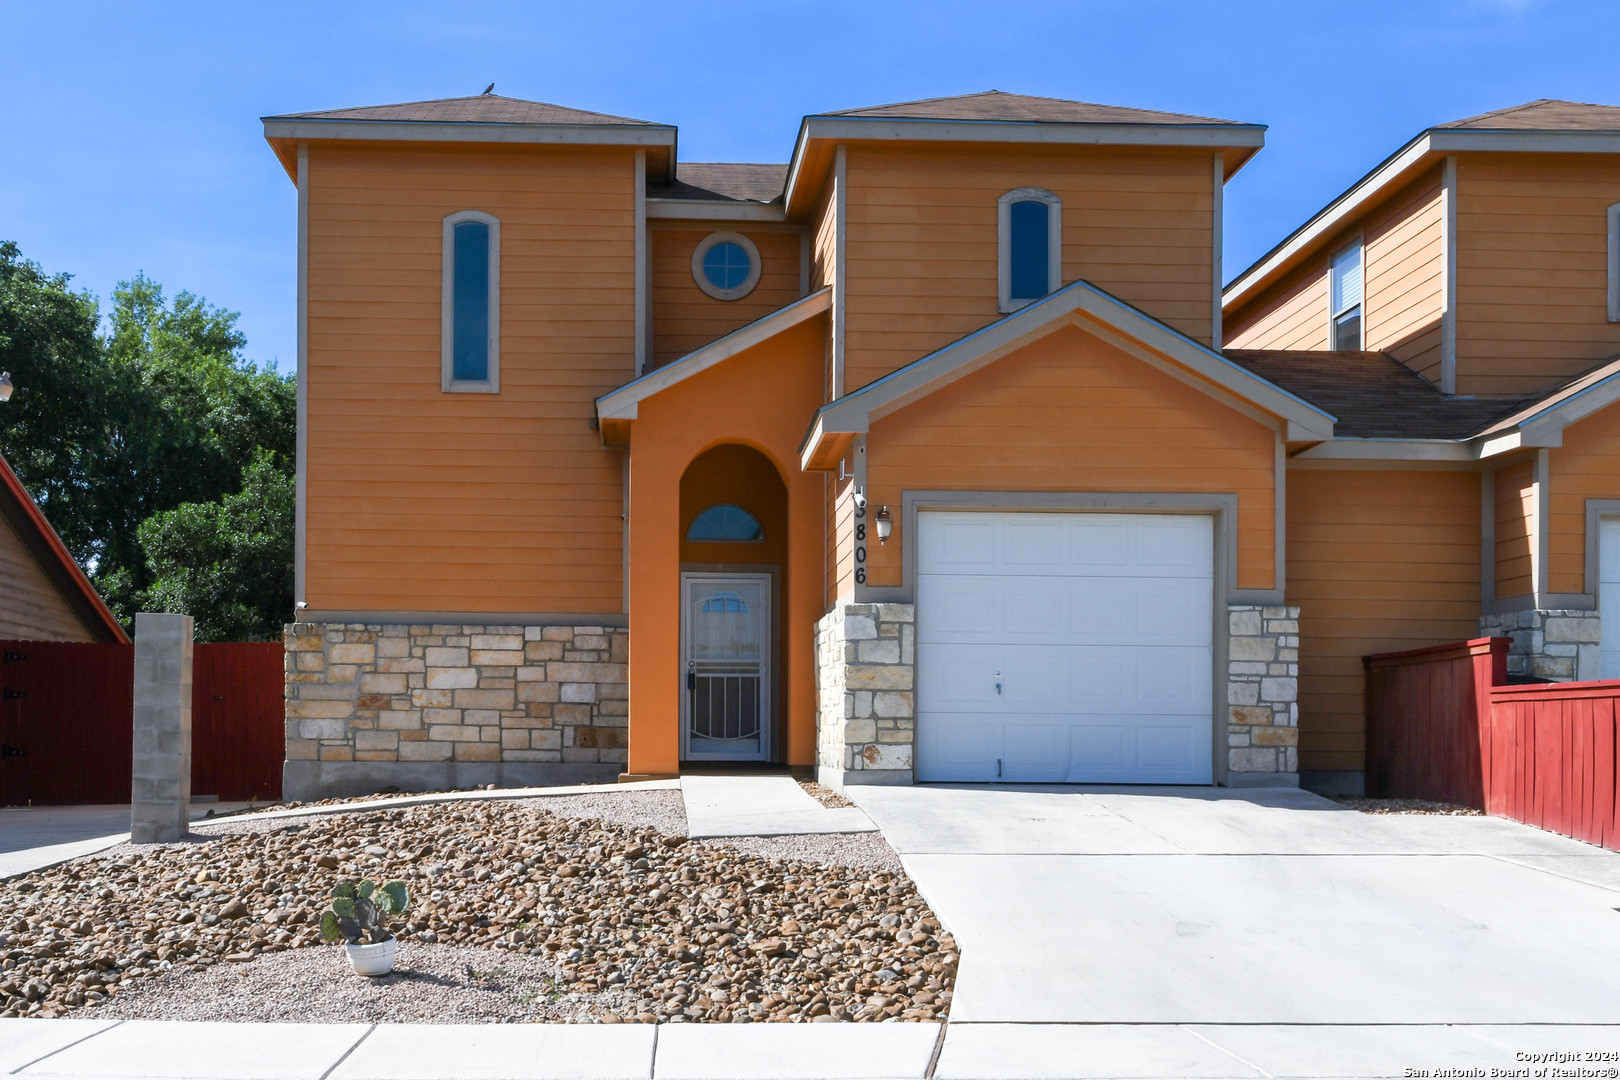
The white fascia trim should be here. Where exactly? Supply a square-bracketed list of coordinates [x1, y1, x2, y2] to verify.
[596, 287, 831, 420]
[1224, 134, 1435, 308]
[1292, 439, 1475, 462]
[1508, 370, 1620, 444]
[782, 116, 1265, 216]
[812, 278, 1335, 439]
[646, 199, 786, 222]
[1225, 128, 1620, 310]
[262, 118, 677, 149]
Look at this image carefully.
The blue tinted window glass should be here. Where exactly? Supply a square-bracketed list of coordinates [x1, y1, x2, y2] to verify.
[700, 591, 749, 613]
[453, 221, 490, 381]
[687, 504, 764, 542]
[1009, 200, 1050, 301]
[702, 242, 751, 291]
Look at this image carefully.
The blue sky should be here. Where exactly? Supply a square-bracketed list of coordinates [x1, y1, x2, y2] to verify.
[2, 0, 1613, 373]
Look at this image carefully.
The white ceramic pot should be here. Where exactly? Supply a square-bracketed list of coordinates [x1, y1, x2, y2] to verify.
[345, 936, 397, 976]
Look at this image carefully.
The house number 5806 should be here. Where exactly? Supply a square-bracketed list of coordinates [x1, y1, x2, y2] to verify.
[854, 501, 867, 585]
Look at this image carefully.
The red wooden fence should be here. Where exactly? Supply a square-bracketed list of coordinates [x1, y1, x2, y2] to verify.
[0, 639, 284, 806]
[1365, 636, 1620, 850]
[192, 643, 284, 804]
[0, 641, 134, 805]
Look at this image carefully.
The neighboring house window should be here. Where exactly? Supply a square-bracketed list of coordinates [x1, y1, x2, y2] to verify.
[1330, 240, 1363, 350]
[1607, 202, 1619, 323]
[998, 188, 1062, 313]
[687, 504, 764, 542]
[442, 210, 500, 392]
[692, 232, 762, 301]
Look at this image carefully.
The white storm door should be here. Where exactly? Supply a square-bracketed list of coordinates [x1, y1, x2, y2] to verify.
[681, 574, 771, 761]
[1600, 519, 1620, 679]
[916, 511, 1214, 784]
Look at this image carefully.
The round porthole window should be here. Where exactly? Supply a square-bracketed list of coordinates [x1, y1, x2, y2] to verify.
[691, 232, 762, 301]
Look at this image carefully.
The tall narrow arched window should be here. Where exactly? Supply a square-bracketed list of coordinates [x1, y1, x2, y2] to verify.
[998, 188, 1062, 313]
[442, 210, 500, 392]
[1608, 201, 1620, 323]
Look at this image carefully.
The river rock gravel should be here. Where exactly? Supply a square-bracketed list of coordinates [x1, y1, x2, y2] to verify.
[0, 795, 955, 1024]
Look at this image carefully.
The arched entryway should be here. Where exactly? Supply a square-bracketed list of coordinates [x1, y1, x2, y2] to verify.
[678, 444, 788, 763]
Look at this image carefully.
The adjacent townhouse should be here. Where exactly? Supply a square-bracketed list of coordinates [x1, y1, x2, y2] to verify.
[264, 92, 1620, 801]
[1223, 98, 1620, 792]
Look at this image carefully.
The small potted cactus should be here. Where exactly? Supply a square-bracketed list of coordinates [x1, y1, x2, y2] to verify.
[320, 879, 410, 976]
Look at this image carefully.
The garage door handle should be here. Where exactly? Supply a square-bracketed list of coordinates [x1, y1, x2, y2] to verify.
[995, 670, 1002, 695]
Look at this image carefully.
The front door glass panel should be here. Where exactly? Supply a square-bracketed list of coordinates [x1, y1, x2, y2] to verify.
[682, 574, 770, 760]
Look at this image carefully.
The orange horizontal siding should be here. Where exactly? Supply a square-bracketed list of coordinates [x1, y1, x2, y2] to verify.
[842, 143, 1216, 392]
[303, 142, 636, 615]
[650, 227, 804, 368]
[1454, 152, 1620, 396]
[1494, 458, 1535, 601]
[1287, 467, 1481, 773]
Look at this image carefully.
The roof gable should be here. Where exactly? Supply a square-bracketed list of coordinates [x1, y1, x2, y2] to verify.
[595, 288, 832, 440]
[267, 94, 662, 126]
[825, 91, 1246, 126]
[0, 454, 127, 643]
[1225, 98, 1620, 311]
[1438, 99, 1620, 132]
[800, 279, 1334, 470]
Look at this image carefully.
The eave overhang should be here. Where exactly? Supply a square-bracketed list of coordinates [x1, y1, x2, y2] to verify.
[1290, 355, 1620, 462]
[262, 117, 678, 183]
[1224, 128, 1620, 314]
[645, 199, 787, 223]
[798, 278, 1334, 471]
[594, 287, 832, 440]
[781, 116, 1267, 219]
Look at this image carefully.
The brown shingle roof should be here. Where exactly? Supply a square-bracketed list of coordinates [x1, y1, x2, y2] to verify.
[652, 163, 787, 203]
[1222, 349, 1529, 439]
[1437, 99, 1620, 132]
[823, 90, 1247, 126]
[269, 94, 664, 126]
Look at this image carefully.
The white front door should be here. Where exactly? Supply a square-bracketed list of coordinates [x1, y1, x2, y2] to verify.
[1600, 519, 1620, 679]
[916, 511, 1214, 784]
[681, 573, 771, 761]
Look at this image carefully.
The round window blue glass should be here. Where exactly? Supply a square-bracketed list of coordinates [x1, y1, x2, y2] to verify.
[702, 242, 752, 291]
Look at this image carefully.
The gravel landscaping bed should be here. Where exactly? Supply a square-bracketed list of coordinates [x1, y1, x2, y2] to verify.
[0, 795, 954, 1024]
[93, 942, 628, 1024]
[797, 781, 855, 809]
[1331, 796, 1484, 815]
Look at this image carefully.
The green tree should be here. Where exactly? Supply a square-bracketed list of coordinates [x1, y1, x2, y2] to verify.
[0, 242, 295, 638]
[139, 450, 293, 642]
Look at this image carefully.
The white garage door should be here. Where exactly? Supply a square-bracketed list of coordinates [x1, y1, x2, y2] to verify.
[916, 511, 1214, 784]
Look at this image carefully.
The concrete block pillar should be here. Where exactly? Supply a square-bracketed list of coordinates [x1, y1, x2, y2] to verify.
[131, 612, 193, 843]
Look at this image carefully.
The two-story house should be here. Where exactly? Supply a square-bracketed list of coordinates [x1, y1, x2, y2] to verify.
[266, 92, 1620, 802]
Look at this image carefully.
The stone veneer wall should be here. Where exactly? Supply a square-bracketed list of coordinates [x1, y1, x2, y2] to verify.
[1478, 609, 1602, 681]
[283, 622, 627, 800]
[814, 604, 916, 791]
[1226, 605, 1300, 786]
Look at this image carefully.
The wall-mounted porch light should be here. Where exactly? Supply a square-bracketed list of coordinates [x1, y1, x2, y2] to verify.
[0, 373, 14, 402]
[875, 505, 892, 545]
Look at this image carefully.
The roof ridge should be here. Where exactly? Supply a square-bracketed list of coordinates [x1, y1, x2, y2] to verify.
[272, 94, 661, 125]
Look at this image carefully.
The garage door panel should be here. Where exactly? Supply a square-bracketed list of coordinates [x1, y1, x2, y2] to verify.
[1004, 725, 1068, 781]
[919, 576, 1211, 647]
[921, 644, 1208, 714]
[920, 513, 1213, 578]
[918, 719, 1000, 781]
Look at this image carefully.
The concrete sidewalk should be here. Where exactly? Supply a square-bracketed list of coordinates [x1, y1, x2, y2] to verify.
[679, 775, 876, 838]
[0, 1019, 943, 1079]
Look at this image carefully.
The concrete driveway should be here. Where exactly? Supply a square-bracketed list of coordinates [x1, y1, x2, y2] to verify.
[851, 784, 1620, 1078]
[0, 802, 252, 878]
